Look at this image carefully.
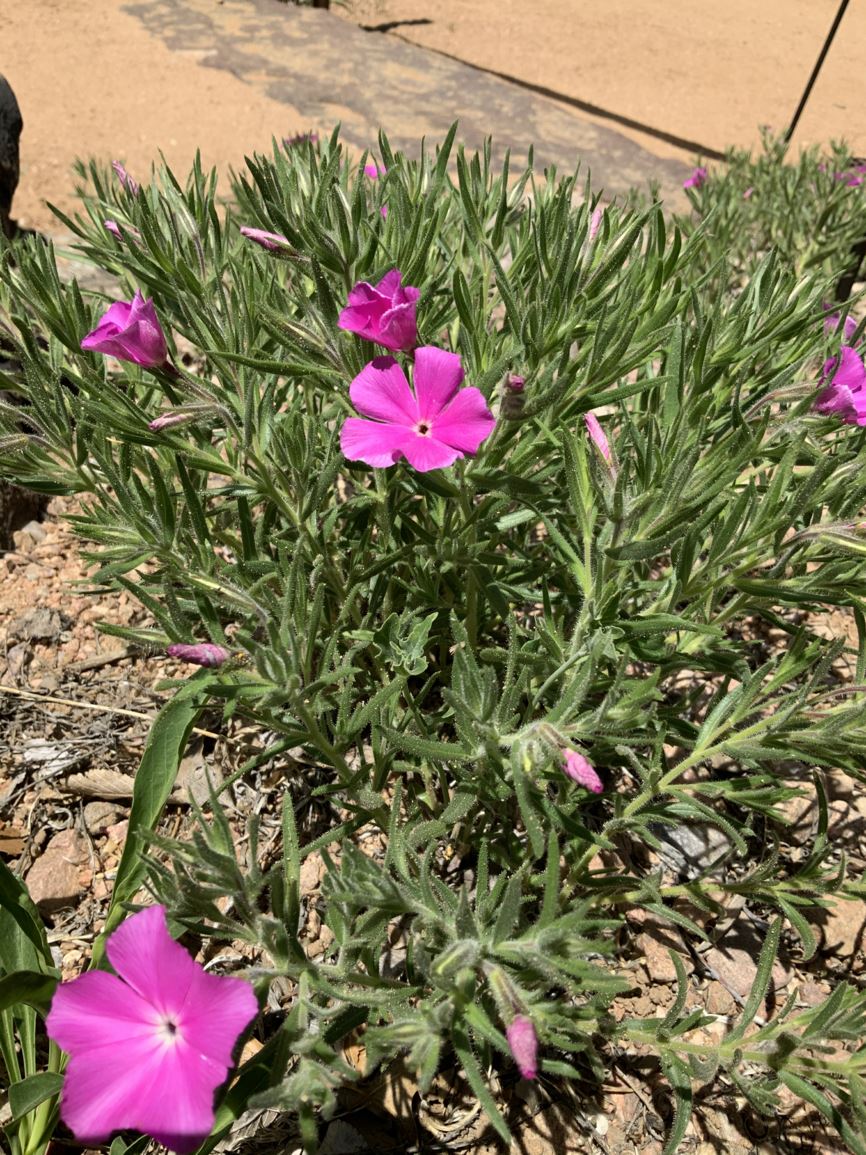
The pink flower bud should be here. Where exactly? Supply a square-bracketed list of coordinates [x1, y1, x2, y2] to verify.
[563, 749, 603, 793]
[104, 219, 142, 244]
[364, 162, 385, 180]
[584, 412, 612, 464]
[81, 292, 169, 369]
[743, 187, 754, 200]
[166, 643, 230, 668]
[506, 1015, 538, 1080]
[683, 166, 707, 190]
[589, 205, 603, 240]
[112, 161, 139, 195]
[338, 269, 419, 352]
[506, 374, 525, 393]
[240, 227, 292, 253]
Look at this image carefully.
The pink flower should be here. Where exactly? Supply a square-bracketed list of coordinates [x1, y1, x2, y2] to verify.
[589, 205, 603, 240]
[112, 161, 139, 195]
[506, 1015, 538, 1080]
[80, 291, 169, 368]
[338, 269, 420, 352]
[683, 166, 707, 190]
[240, 227, 292, 253]
[167, 642, 230, 667]
[46, 905, 257, 1153]
[823, 304, 859, 342]
[584, 412, 612, 464]
[364, 162, 385, 179]
[815, 346, 866, 426]
[341, 347, 495, 472]
[743, 186, 754, 199]
[562, 749, 603, 793]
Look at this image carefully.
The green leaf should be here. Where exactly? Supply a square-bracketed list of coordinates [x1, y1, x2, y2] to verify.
[101, 678, 210, 939]
[9, 1072, 64, 1121]
[0, 970, 58, 1016]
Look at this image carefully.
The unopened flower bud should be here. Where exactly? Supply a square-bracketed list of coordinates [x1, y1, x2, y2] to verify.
[112, 161, 139, 195]
[240, 227, 293, 253]
[166, 643, 230, 668]
[506, 1015, 538, 1080]
[584, 412, 612, 464]
[562, 749, 603, 793]
[502, 374, 526, 419]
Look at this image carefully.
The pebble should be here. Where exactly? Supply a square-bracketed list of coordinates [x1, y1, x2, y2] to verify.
[26, 829, 88, 913]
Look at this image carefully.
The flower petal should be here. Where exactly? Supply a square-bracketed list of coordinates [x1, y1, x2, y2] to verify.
[176, 968, 259, 1067]
[106, 905, 198, 1015]
[824, 346, 866, 392]
[341, 417, 413, 467]
[430, 387, 495, 454]
[61, 1033, 222, 1153]
[412, 347, 465, 422]
[400, 433, 463, 472]
[349, 357, 417, 425]
[47, 971, 156, 1055]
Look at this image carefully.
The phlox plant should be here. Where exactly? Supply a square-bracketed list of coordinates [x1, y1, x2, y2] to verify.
[2, 125, 866, 1153]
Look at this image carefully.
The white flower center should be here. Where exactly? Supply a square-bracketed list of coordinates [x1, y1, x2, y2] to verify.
[156, 1015, 182, 1045]
[415, 421, 431, 436]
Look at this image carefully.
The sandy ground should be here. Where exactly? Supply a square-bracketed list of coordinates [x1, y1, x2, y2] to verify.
[341, 0, 866, 159]
[0, 3, 305, 234]
[4, 0, 865, 236]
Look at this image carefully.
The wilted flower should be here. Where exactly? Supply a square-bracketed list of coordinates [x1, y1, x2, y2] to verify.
[46, 905, 257, 1153]
[112, 161, 139, 195]
[341, 347, 495, 472]
[283, 131, 319, 148]
[240, 226, 292, 252]
[166, 642, 230, 667]
[506, 1016, 538, 1080]
[338, 269, 420, 352]
[80, 292, 168, 369]
[501, 373, 526, 420]
[584, 412, 612, 464]
[814, 346, 866, 426]
[683, 166, 707, 190]
[562, 749, 603, 793]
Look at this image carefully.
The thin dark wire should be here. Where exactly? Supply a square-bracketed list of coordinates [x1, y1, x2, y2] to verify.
[785, 0, 851, 143]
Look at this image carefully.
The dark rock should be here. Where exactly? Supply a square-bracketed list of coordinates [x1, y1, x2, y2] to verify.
[0, 74, 22, 239]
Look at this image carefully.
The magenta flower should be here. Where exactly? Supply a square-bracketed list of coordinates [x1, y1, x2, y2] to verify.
[562, 749, 603, 793]
[823, 304, 859, 342]
[80, 292, 169, 369]
[167, 642, 230, 667]
[338, 269, 420, 352]
[341, 347, 495, 472]
[683, 166, 708, 190]
[364, 162, 385, 179]
[240, 227, 292, 253]
[815, 346, 866, 426]
[584, 412, 612, 464]
[506, 1015, 538, 1080]
[112, 161, 140, 195]
[46, 905, 257, 1153]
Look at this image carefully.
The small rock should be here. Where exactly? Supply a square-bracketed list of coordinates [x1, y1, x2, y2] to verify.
[11, 519, 46, 552]
[26, 829, 88, 913]
[704, 940, 790, 1003]
[822, 897, 866, 961]
[10, 607, 62, 642]
[23, 562, 52, 581]
[636, 917, 682, 984]
[105, 819, 129, 844]
[299, 852, 323, 894]
[83, 801, 121, 833]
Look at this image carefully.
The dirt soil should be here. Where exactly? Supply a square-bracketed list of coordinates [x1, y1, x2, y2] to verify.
[340, 0, 866, 159]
